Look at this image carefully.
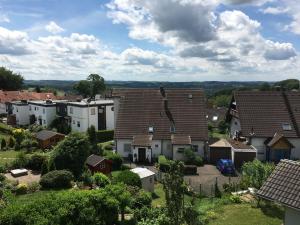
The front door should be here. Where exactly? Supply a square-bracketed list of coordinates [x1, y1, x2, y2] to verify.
[138, 148, 146, 163]
[98, 107, 106, 130]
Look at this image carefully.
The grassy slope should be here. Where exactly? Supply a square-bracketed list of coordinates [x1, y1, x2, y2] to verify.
[0, 150, 18, 166]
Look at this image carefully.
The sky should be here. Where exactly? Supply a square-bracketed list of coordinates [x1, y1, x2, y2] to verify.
[0, 0, 299, 81]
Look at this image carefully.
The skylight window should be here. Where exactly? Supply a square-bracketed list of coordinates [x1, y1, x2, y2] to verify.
[148, 126, 154, 133]
[212, 116, 218, 121]
[282, 123, 292, 131]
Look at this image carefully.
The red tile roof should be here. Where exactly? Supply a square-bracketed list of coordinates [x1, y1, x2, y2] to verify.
[233, 91, 300, 138]
[0, 90, 58, 103]
[114, 88, 208, 141]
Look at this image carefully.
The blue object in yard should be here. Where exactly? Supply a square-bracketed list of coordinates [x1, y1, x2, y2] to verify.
[216, 159, 235, 175]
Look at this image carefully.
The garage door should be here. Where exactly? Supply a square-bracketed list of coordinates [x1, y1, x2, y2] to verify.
[209, 147, 231, 165]
[234, 152, 256, 168]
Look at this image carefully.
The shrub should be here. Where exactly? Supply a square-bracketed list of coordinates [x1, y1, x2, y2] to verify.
[81, 170, 93, 187]
[230, 195, 242, 204]
[27, 153, 47, 171]
[11, 152, 29, 169]
[184, 148, 204, 166]
[214, 180, 222, 198]
[40, 161, 49, 175]
[194, 156, 204, 166]
[0, 173, 6, 182]
[0, 123, 12, 134]
[28, 182, 40, 193]
[93, 173, 110, 188]
[16, 183, 28, 195]
[0, 165, 6, 173]
[158, 155, 171, 172]
[40, 170, 74, 189]
[20, 138, 38, 152]
[105, 152, 123, 171]
[132, 189, 152, 208]
[96, 130, 114, 143]
[1, 138, 6, 150]
[8, 136, 15, 148]
[114, 170, 141, 188]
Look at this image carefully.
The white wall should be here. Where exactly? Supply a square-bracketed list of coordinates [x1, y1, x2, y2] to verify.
[12, 104, 29, 125]
[29, 104, 56, 127]
[173, 145, 189, 161]
[230, 117, 241, 137]
[251, 138, 266, 161]
[289, 138, 300, 160]
[285, 207, 300, 225]
[68, 106, 98, 132]
[0, 103, 6, 114]
[105, 105, 115, 130]
[116, 139, 132, 158]
[162, 140, 172, 159]
[192, 141, 205, 157]
[141, 175, 155, 192]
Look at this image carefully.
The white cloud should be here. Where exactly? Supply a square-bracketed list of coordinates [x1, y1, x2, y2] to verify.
[0, 14, 10, 23]
[223, 0, 273, 6]
[261, 7, 289, 15]
[45, 21, 65, 34]
[264, 41, 297, 60]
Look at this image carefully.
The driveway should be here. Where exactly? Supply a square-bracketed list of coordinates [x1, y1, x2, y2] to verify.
[184, 164, 240, 196]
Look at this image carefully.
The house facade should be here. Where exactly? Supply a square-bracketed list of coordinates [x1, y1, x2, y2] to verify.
[113, 88, 208, 163]
[11, 101, 30, 126]
[227, 91, 300, 162]
[67, 99, 114, 132]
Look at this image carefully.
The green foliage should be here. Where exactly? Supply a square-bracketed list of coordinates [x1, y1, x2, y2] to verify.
[214, 179, 222, 198]
[183, 203, 201, 225]
[8, 136, 15, 148]
[96, 130, 114, 143]
[158, 155, 171, 172]
[0, 189, 120, 225]
[15, 183, 28, 195]
[229, 195, 242, 204]
[1, 138, 6, 150]
[274, 79, 299, 90]
[241, 159, 275, 189]
[28, 124, 43, 133]
[11, 152, 29, 169]
[184, 148, 204, 166]
[0, 165, 6, 173]
[27, 181, 41, 193]
[40, 161, 48, 175]
[135, 207, 170, 225]
[0, 67, 24, 91]
[105, 152, 123, 171]
[20, 138, 38, 152]
[162, 161, 186, 225]
[51, 132, 91, 178]
[0, 123, 12, 135]
[73, 74, 106, 98]
[209, 94, 231, 108]
[0, 173, 6, 182]
[49, 117, 71, 134]
[87, 125, 99, 154]
[114, 170, 142, 188]
[93, 172, 110, 187]
[132, 189, 152, 208]
[40, 170, 74, 189]
[81, 170, 93, 187]
[27, 153, 48, 171]
[218, 120, 229, 134]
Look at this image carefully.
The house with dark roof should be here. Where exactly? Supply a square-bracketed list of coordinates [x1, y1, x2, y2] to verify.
[86, 154, 112, 175]
[227, 91, 300, 162]
[112, 88, 208, 163]
[257, 159, 300, 225]
[35, 130, 65, 149]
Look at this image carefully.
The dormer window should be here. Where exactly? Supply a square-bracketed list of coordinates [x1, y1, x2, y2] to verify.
[282, 123, 292, 131]
[148, 126, 154, 133]
[170, 125, 176, 133]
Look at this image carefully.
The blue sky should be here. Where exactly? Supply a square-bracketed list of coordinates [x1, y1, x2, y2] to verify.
[0, 0, 299, 81]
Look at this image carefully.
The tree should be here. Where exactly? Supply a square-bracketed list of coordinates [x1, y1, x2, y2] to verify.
[1, 138, 6, 150]
[92, 172, 110, 188]
[51, 133, 91, 178]
[218, 120, 229, 134]
[114, 170, 141, 188]
[40, 170, 74, 189]
[35, 86, 41, 93]
[73, 74, 106, 98]
[0, 67, 24, 90]
[8, 136, 15, 148]
[162, 161, 186, 225]
[87, 125, 98, 153]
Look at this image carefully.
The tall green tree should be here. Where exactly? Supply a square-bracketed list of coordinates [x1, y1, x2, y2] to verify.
[0, 67, 24, 90]
[51, 133, 91, 178]
[73, 74, 106, 98]
[162, 161, 187, 225]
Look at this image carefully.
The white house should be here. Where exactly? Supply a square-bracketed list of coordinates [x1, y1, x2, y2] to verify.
[131, 167, 155, 192]
[113, 88, 208, 163]
[227, 91, 300, 162]
[11, 101, 30, 126]
[257, 159, 300, 225]
[67, 99, 114, 132]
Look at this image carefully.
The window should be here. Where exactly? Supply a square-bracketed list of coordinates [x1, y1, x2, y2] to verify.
[43, 120, 46, 124]
[72, 120, 75, 124]
[111, 107, 114, 111]
[90, 108, 96, 115]
[29, 106, 31, 111]
[170, 125, 176, 133]
[282, 123, 292, 131]
[148, 126, 154, 133]
[16, 108, 18, 112]
[77, 121, 80, 127]
[177, 148, 184, 153]
[69, 107, 73, 114]
[100, 163, 105, 169]
[155, 144, 159, 148]
[212, 116, 218, 121]
[43, 108, 45, 114]
[124, 144, 132, 152]
[192, 145, 198, 152]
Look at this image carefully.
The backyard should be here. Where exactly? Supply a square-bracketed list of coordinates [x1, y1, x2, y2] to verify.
[0, 150, 18, 166]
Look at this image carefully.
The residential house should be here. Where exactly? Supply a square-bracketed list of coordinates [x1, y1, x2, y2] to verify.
[257, 159, 300, 225]
[113, 88, 208, 163]
[86, 154, 112, 175]
[11, 100, 30, 126]
[131, 167, 155, 192]
[67, 99, 114, 132]
[209, 139, 256, 168]
[35, 130, 65, 149]
[227, 91, 300, 162]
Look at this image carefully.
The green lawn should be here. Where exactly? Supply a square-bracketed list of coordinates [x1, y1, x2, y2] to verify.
[0, 150, 19, 166]
[207, 203, 283, 225]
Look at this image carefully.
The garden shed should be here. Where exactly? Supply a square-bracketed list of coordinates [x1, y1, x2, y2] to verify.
[130, 167, 155, 192]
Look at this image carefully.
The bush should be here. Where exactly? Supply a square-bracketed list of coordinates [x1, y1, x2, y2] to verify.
[114, 170, 141, 188]
[11, 152, 29, 169]
[27, 182, 40, 193]
[184, 148, 204, 166]
[132, 189, 152, 208]
[1, 138, 6, 150]
[0, 123, 12, 134]
[27, 153, 47, 171]
[105, 152, 123, 171]
[158, 155, 171, 172]
[230, 195, 242, 204]
[81, 170, 93, 187]
[96, 130, 114, 143]
[194, 156, 204, 166]
[93, 173, 110, 188]
[8, 136, 15, 148]
[0, 165, 7, 173]
[0, 173, 6, 182]
[16, 183, 28, 195]
[20, 138, 38, 152]
[183, 165, 197, 175]
[40, 170, 74, 189]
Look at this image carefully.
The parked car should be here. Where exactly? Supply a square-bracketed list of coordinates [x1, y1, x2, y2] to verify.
[216, 159, 235, 175]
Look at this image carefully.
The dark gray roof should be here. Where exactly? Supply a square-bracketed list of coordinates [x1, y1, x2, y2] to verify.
[86, 154, 105, 167]
[35, 130, 61, 141]
[257, 159, 300, 210]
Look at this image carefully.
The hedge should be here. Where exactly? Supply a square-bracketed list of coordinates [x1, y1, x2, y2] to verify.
[96, 130, 114, 143]
[40, 170, 74, 189]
